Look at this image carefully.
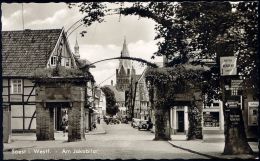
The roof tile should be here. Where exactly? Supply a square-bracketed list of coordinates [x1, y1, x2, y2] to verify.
[2, 29, 62, 77]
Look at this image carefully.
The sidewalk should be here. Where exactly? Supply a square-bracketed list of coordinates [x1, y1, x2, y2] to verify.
[168, 135, 259, 159]
[3, 122, 106, 152]
[85, 121, 106, 135]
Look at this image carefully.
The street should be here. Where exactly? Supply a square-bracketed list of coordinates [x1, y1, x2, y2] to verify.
[4, 122, 208, 160]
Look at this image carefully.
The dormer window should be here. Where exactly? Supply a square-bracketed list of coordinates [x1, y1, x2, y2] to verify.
[50, 56, 57, 66]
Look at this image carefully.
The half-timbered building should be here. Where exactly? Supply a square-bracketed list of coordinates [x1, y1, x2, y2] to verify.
[2, 28, 92, 134]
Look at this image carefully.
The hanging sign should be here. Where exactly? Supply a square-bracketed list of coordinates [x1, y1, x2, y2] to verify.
[220, 56, 237, 76]
[231, 79, 243, 88]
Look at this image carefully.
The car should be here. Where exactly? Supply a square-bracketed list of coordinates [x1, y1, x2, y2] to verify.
[131, 118, 141, 128]
[121, 115, 128, 124]
[138, 120, 153, 131]
[111, 118, 121, 124]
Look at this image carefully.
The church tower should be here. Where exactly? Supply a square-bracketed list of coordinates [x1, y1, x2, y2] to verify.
[116, 37, 134, 91]
[74, 35, 80, 59]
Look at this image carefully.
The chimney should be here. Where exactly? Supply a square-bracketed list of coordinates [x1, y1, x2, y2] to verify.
[111, 80, 113, 86]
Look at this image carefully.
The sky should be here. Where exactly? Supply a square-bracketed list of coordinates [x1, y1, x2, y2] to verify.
[1, 3, 162, 86]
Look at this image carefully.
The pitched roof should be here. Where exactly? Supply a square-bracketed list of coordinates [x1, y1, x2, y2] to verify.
[2, 29, 62, 77]
[134, 74, 142, 82]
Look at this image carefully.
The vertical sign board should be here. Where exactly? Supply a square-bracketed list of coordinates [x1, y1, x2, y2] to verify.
[220, 56, 237, 76]
[226, 100, 241, 127]
[248, 102, 258, 126]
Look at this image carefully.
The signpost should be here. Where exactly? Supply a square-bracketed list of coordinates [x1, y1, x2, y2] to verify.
[220, 56, 237, 76]
[231, 79, 243, 88]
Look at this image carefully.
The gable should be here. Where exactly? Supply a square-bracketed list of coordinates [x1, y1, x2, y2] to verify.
[46, 31, 77, 68]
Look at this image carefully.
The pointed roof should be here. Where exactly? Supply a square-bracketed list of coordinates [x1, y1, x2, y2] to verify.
[120, 36, 129, 57]
[118, 37, 131, 71]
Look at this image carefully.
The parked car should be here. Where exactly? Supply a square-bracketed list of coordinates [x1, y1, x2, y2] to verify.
[121, 115, 128, 124]
[131, 118, 141, 128]
[138, 120, 153, 131]
[111, 118, 121, 124]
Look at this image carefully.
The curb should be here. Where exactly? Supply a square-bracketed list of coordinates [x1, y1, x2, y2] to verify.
[167, 141, 222, 159]
[167, 141, 258, 159]
[85, 131, 106, 135]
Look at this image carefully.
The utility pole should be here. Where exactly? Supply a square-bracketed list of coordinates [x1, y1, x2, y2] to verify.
[129, 78, 133, 119]
[132, 81, 138, 119]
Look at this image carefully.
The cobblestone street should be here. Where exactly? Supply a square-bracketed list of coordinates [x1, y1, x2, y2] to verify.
[4, 122, 208, 160]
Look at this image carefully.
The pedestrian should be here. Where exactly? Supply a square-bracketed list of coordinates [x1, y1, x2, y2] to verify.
[62, 110, 68, 137]
[97, 117, 100, 124]
[92, 122, 97, 129]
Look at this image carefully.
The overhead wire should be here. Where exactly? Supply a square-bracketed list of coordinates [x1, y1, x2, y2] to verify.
[97, 73, 116, 86]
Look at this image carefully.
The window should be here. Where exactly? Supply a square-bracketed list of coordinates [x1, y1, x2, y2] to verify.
[203, 112, 220, 127]
[231, 88, 238, 96]
[12, 79, 22, 94]
[65, 58, 71, 67]
[50, 56, 57, 66]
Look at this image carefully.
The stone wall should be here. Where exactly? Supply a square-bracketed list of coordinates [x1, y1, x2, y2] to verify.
[35, 101, 55, 140]
[35, 81, 87, 141]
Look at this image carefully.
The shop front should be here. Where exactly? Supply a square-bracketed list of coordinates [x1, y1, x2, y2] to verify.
[202, 100, 224, 134]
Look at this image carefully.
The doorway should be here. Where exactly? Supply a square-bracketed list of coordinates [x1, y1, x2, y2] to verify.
[177, 111, 184, 132]
[46, 102, 70, 131]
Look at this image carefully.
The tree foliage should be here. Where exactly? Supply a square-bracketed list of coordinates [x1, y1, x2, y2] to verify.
[101, 86, 119, 116]
[68, 1, 258, 99]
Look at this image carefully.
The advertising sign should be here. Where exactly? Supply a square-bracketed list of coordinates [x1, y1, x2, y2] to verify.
[231, 79, 243, 88]
[226, 101, 240, 108]
[220, 56, 237, 76]
[203, 112, 220, 127]
[248, 102, 258, 126]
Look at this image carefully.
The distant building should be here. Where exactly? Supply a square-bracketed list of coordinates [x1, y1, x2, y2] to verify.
[116, 38, 136, 92]
[131, 69, 150, 120]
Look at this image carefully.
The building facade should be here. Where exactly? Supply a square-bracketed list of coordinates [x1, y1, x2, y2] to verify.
[2, 29, 95, 141]
[2, 29, 77, 132]
[114, 38, 150, 120]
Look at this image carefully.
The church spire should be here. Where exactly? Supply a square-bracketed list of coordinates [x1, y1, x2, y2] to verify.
[121, 36, 129, 57]
[74, 34, 80, 59]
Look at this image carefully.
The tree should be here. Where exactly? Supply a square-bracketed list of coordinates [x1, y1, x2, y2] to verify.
[68, 2, 258, 154]
[101, 86, 119, 116]
[145, 65, 207, 140]
[171, 2, 257, 154]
